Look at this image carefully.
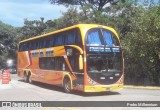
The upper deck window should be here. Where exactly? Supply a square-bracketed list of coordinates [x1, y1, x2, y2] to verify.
[18, 28, 82, 52]
[55, 35, 63, 46]
[64, 30, 75, 44]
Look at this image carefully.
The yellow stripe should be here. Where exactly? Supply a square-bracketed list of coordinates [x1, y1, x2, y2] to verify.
[84, 84, 123, 92]
[66, 45, 83, 54]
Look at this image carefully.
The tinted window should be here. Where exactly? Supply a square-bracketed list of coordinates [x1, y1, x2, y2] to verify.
[19, 28, 82, 51]
[19, 43, 23, 51]
[37, 39, 42, 49]
[55, 35, 63, 46]
[24, 42, 28, 51]
[45, 37, 50, 48]
[49, 36, 55, 47]
[65, 31, 76, 45]
[76, 29, 82, 46]
[39, 57, 68, 71]
[28, 42, 33, 50]
[33, 40, 38, 50]
[43, 39, 47, 48]
[68, 55, 80, 72]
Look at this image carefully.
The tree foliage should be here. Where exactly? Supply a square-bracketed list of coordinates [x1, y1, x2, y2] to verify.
[123, 6, 160, 86]
[20, 18, 47, 40]
[52, 8, 86, 29]
[0, 21, 18, 68]
[50, 0, 126, 16]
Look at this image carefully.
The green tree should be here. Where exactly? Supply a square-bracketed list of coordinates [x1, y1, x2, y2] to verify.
[123, 6, 160, 86]
[20, 18, 47, 40]
[0, 21, 18, 68]
[50, 0, 126, 17]
[52, 8, 86, 29]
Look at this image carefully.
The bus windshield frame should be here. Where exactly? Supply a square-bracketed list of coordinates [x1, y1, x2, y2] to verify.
[85, 28, 123, 85]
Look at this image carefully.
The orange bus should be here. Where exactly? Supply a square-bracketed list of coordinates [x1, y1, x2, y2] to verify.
[17, 24, 124, 93]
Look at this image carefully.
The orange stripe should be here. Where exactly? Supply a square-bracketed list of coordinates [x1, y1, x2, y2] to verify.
[64, 56, 76, 77]
[64, 56, 73, 72]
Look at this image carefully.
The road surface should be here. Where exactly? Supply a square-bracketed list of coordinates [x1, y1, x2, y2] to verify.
[0, 74, 160, 110]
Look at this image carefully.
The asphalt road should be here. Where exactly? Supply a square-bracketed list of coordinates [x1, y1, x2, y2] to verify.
[0, 74, 160, 110]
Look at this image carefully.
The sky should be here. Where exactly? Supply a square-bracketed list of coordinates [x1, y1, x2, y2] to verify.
[0, 0, 67, 27]
[0, 0, 159, 27]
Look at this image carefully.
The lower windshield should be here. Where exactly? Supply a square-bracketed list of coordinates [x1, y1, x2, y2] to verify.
[87, 53, 122, 73]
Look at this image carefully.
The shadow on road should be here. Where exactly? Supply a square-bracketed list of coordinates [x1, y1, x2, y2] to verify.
[75, 91, 120, 97]
[18, 79, 120, 97]
[18, 79, 64, 92]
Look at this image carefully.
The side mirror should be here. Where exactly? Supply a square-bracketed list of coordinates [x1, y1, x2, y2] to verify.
[79, 55, 83, 70]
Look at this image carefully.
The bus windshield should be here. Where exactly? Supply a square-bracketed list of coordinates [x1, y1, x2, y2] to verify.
[87, 53, 122, 74]
[86, 28, 122, 73]
[86, 28, 120, 47]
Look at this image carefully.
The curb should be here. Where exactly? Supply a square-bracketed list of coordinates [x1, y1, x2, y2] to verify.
[124, 85, 160, 90]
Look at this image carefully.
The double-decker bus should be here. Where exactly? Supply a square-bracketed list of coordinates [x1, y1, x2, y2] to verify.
[17, 24, 124, 93]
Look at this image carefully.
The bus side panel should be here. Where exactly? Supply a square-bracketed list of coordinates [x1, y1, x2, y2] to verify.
[17, 51, 30, 77]
[72, 74, 84, 92]
[30, 57, 39, 69]
[31, 69, 63, 85]
[54, 46, 66, 57]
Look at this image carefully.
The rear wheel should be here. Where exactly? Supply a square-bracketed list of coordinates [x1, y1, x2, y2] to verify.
[28, 73, 33, 84]
[24, 73, 29, 83]
[63, 78, 72, 93]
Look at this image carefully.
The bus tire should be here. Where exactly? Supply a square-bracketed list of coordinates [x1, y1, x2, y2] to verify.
[63, 77, 72, 93]
[24, 72, 29, 83]
[28, 72, 33, 84]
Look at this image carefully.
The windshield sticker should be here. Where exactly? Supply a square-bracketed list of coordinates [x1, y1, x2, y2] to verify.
[105, 48, 111, 52]
[89, 47, 104, 52]
[112, 48, 120, 52]
[89, 47, 120, 52]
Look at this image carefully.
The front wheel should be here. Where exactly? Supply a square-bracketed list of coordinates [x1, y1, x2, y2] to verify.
[63, 78, 72, 93]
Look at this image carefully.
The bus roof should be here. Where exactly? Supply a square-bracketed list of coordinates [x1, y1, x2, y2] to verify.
[19, 24, 116, 43]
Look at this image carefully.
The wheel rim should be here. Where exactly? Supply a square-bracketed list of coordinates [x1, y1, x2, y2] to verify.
[65, 80, 71, 91]
[29, 75, 32, 83]
[24, 74, 27, 82]
[64, 79, 71, 92]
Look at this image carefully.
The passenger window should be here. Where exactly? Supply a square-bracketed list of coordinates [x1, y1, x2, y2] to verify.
[25, 43, 29, 51]
[39, 57, 67, 71]
[49, 36, 55, 47]
[76, 29, 82, 46]
[65, 31, 76, 45]
[68, 56, 79, 72]
[19, 43, 23, 51]
[43, 39, 47, 48]
[55, 35, 63, 46]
